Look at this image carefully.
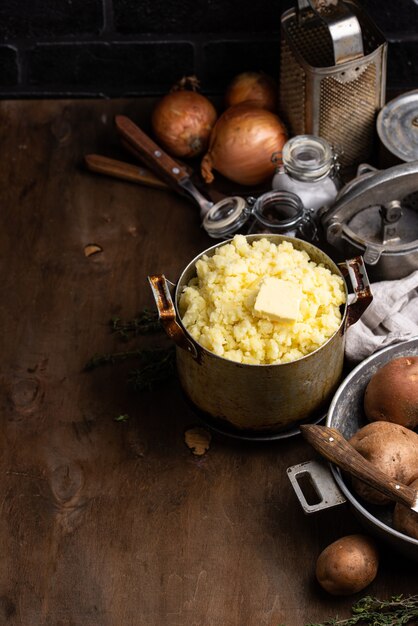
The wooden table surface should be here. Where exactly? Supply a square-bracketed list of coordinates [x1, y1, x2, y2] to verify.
[1, 98, 417, 626]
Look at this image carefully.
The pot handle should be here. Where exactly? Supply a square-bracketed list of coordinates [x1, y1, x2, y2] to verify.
[338, 256, 373, 328]
[148, 274, 198, 359]
[287, 460, 346, 514]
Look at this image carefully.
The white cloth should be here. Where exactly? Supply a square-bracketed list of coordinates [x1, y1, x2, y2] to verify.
[345, 270, 418, 363]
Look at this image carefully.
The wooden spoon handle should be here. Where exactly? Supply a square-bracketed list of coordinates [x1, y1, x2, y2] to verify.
[84, 154, 169, 190]
[115, 115, 190, 190]
[300, 424, 418, 511]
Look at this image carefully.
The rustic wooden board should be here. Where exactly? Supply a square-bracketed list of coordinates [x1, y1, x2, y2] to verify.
[0, 99, 416, 626]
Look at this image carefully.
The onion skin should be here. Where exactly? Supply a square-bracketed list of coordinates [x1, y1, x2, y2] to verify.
[201, 102, 287, 186]
[225, 71, 277, 112]
[152, 90, 217, 158]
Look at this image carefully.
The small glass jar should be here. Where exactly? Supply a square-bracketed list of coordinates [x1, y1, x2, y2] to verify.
[248, 190, 317, 240]
[202, 190, 317, 241]
[272, 135, 341, 214]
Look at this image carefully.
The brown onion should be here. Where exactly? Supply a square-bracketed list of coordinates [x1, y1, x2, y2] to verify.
[151, 76, 217, 158]
[201, 103, 287, 186]
[225, 71, 277, 112]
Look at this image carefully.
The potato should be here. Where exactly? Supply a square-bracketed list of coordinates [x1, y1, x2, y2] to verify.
[316, 534, 379, 595]
[349, 421, 418, 505]
[364, 356, 418, 429]
[393, 477, 418, 540]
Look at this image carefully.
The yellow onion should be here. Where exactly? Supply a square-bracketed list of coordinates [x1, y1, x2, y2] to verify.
[151, 76, 217, 158]
[201, 102, 287, 186]
[225, 71, 277, 112]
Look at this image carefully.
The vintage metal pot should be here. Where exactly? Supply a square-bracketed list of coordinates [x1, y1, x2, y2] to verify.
[149, 234, 372, 433]
[288, 337, 418, 561]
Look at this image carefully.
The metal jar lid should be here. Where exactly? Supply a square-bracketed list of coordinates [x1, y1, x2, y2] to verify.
[377, 90, 418, 162]
[202, 196, 250, 238]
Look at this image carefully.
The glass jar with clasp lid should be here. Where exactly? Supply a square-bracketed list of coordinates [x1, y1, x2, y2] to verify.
[202, 189, 317, 241]
[272, 135, 341, 214]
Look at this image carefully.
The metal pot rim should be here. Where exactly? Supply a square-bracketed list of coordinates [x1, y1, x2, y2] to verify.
[330, 463, 418, 548]
[174, 234, 349, 367]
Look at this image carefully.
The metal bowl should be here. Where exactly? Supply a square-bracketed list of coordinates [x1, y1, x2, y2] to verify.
[326, 337, 418, 560]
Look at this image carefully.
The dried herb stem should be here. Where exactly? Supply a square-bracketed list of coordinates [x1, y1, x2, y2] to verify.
[85, 346, 176, 390]
[86, 309, 175, 390]
[128, 347, 176, 391]
[110, 309, 161, 339]
[114, 414, 130, 422]
[305, 594, 418, 626]
[85, 349, 147, 370]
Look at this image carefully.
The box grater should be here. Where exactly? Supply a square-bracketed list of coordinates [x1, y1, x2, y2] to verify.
[279, 0, 387, 169]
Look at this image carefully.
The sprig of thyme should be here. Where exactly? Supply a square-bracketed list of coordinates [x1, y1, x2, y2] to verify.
[114, 414, 130, 422]
[306, 595, 418, 626]
[110, 309, 161, 340]
[85, 346, 175, 390]
[85, 309, 176, 390]
[128, 347, 176, 391]
[85, 348, 146, 370]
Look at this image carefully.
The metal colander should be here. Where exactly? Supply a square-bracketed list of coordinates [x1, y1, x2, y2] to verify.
[279, 0, 387, 169]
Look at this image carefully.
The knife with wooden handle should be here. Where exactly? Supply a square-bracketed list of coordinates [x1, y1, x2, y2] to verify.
[84, 154, 169, 190]
[300, 424, 418, 512]
[114, 115, 213, 217]
[119, 138, 195, 177]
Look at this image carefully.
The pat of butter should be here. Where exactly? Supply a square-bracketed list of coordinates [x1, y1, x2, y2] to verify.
[254, 277, 302, 322]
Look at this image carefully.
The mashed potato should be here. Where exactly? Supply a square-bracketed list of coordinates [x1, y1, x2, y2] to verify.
[179, 235, 346, 365]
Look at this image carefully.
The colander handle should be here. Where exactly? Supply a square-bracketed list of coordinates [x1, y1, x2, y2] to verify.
[298, 0, 364, 64]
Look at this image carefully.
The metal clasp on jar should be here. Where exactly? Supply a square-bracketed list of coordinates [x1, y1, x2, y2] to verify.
[202, 189, 318, 242]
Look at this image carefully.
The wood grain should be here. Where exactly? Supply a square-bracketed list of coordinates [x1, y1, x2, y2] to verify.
[0, 99, 417, 626]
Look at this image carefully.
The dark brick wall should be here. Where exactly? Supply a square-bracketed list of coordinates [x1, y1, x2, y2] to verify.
[0, 0, 417, 97]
